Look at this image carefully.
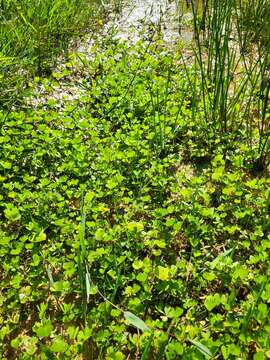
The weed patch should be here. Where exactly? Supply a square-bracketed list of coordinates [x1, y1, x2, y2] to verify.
[0, 1, 270, 358]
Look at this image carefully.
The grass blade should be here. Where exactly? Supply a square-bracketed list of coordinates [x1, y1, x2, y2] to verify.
[188, 339, 212, 358]
[124, 311, 150, 333]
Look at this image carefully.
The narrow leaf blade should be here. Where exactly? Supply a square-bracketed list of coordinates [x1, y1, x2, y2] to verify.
[189, 339, 212, 358]
[124, 311, 150, 332]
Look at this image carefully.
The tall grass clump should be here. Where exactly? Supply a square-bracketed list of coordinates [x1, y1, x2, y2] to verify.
[0, 0, 102, 108]
[235, 0, 270, 171]
[236, 0, 270, 51]
[183, 0, 270, 170]
[190, 0, 247, 135]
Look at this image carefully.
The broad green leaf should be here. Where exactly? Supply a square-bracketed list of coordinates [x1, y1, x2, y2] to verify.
[0, 234, 10, 246]
[254, 352, 265, 360]
[232, 265, 249, 280]
[106, 179, 118, 189]
[212, 166, 224, 181]
[50, 337, 68, 353]
[35, 230, 46, 242]
[4, 205, 21, 221]
[210, 248, 234, 269]
[85, 191, 95, 202]
[157, 266, 170, 281]
[136, 272, 148, 283]
[164, 306, 183, 318]
[204, 293, 221, 311]
[124, 311, 150, 332]
[35, 321, 53, 337]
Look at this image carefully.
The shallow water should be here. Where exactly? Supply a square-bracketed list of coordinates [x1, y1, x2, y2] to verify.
[29, 0, 193, 108]
[105, 0, 193, 44]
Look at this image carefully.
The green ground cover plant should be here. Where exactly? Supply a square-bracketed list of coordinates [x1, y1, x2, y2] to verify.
[0, 0, 270, 359]
[1, 36, 270, 358]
